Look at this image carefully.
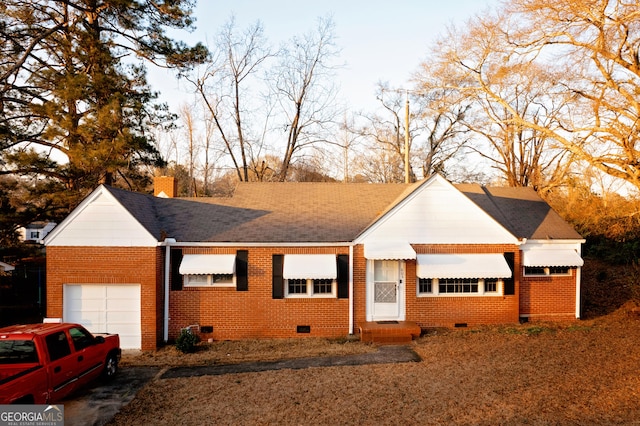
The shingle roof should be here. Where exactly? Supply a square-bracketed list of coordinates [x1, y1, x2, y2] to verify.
[456, 184, 583, 240]
[180, 182, 408, 242]
[104, 179, 582, 243]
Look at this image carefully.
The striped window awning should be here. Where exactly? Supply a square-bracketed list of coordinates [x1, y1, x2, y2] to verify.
[416, 254, 512, 279]
[364, 242, 416, 260]
[283, 254, 337, 280]
[179, 254, 236, 275]
[523, 250, 583, 267]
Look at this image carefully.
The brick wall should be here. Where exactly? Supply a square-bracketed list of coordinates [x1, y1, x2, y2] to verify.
[168, 246, 351, 342]
[354, 244, 523, 329]
[520, 271, 577, 321]
[46, 246, 161, 350]
[47, 243, 579, 350]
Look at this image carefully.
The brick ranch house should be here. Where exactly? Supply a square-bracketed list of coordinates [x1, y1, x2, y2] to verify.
[44, 174, 584, 350]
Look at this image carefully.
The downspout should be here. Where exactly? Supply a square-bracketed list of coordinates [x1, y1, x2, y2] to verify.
[576, 245, 583, 319]
[162, 238, 176, 343]
[575, 266, 582, 319]
[349, 245, 354, 335]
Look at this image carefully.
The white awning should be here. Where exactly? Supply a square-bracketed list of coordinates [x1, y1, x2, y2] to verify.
[416, 254, 512, 279]
[179, 254, 236, 275]
[283, 254, 337, 279]
[523, 250, 583, 267]
[364, 242, 416, 260]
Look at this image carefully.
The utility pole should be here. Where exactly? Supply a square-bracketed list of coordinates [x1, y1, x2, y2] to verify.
[404, 90, 410, 184]
[381, 87, 428, 183]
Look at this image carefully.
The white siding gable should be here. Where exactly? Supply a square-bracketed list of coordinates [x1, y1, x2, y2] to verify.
[357, 175, 518, 245]
[44, 187, 157, 247]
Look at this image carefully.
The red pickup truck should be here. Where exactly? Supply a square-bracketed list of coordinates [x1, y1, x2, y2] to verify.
[0, 322, 121, 404]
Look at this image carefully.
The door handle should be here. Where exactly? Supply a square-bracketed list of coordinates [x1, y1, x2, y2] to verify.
[54, 366, 61, 373]
[78, 355, 84, 362]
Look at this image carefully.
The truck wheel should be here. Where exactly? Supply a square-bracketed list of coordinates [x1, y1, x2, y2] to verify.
[102, 353, 118, 380]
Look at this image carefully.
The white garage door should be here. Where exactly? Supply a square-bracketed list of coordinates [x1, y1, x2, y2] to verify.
[63, 284, 141, 349]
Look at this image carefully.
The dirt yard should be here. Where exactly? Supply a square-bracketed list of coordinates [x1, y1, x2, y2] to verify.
[110, 260, 640, 425]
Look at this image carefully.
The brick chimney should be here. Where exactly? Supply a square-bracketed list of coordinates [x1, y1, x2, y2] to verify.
[154, 176, 177, 198]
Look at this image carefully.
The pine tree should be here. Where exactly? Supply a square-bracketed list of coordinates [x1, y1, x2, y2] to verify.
[0, 1, 207, 222]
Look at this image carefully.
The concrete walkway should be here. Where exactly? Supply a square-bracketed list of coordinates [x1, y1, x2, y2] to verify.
[162, 344, 421, 379]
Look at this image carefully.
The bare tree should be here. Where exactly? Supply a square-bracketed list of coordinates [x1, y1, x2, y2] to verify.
[178, 104, 200, 196]
[505, 0, 640, 190]
[420, 8, 580, 189]
[426, 0, 640, 191]
[353, 81, 469, 183]
[187, 17, 272, 182]
[354, 86, 407, 182]
[411, 85, 471, 180]
[201, 115, 216, 195]
[269, 16, 341, 181]
[336, 114, 363, 182]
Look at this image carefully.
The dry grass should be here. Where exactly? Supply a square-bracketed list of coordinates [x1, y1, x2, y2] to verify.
[120, 336, 375, 367]
[110, 260, 640, 425]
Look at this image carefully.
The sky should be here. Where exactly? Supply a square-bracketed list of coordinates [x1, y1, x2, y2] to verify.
[147, 0, 502, 114]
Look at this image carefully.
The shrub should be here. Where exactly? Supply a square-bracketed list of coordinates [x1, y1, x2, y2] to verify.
[176, 328, 200, 353]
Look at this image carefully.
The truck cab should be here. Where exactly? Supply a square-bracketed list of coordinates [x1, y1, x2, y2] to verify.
[0, 323, 120, 404]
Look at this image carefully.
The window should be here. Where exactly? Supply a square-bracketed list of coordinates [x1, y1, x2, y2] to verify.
[524, 267, 546, 276]
[524, 267, 572, 276]
[418, 278, 432, 293]
[439, 278, 479, 294]
[285, 278, 336, 298]
[45, 331, 71, 361]
[0, 340, 38, 364]
[417, 278, 502, 296]
[184, 274, 235, 287]
[30, 231, 40, 239]
[281, 254, 338, 298]
[69, 326, 95, 351]
[484, 279, 498, 293]
[179, 254, 237, 288]
[288, 278, 308, 295]
[313, 278, 333, 295]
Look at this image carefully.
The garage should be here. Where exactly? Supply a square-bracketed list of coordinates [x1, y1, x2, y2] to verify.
[63, 284, 141, 349]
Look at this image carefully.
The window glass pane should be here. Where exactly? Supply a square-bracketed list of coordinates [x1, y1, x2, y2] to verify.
[0, 340, 38, 364]
[69, 327, 94, 351]
[186, 275, 208, 286]
[313, 279, 333, 294]
[45, 331, 71, 361]
[525, 267, 546, 275]
[418, 278, 432, 293]
[549, 267, 570, 275]
[485, 279, 498, 292]
[439, 278, 478, 294]
[212, 274, 234, 284]
[374, 260, 397, 282]
[288, 278, 307, 294]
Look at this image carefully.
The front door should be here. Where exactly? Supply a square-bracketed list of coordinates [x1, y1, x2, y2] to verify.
[371, 260, 403, 320]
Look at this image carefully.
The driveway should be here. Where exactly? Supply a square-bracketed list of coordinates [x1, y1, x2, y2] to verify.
[62, 366, 160, 426]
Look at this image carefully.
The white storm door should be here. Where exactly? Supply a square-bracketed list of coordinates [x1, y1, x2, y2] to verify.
[371, 260, 403, 320]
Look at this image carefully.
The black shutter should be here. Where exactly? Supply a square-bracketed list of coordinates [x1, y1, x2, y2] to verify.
[272, 254, 284, 299]
[236, 250, 248, 291]
[503, 252, 515, 295]
[337, 254, 349, 299]
[170, 249, 183, 291]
